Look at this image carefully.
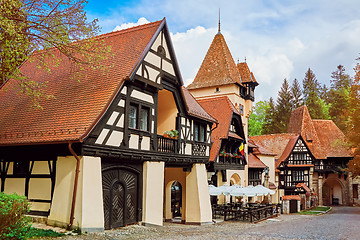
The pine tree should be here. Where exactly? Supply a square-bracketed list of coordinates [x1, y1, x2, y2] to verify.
[328, 65, 352, 132]
[262, 97, 276, 134]
[291, 78, 303, 108]
[302, 68, 327, 119]
[274, 78, 293, 133]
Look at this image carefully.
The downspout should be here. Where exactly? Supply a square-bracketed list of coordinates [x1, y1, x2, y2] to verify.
[67, 142, 81, 230]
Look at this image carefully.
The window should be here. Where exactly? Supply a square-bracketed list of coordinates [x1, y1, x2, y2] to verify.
[13, 161, 29, 175]
[194, 122, 206, 142]
[140, 108, 149, 131]
[215, 87, 220, 93]
[128, 104, 150, 131]
[292, 171, 304, 182]
[129, 105, 137, 129]
[240, 105, 244, 115]
[353, 184, 358, 199]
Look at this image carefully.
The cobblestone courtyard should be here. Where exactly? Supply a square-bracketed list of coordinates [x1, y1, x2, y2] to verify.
[50, 206, 360, 240]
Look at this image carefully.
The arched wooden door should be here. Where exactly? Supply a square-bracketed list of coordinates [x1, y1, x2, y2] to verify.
[102, 167, 138, 229]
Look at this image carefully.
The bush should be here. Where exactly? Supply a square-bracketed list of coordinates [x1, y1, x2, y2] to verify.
[0, 193, 31, 240]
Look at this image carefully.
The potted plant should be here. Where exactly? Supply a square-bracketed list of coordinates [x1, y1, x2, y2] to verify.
[219, 150, 225, 157]
[163, 129, 178, 139]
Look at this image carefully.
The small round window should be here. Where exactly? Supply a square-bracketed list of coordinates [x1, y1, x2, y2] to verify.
[157, 46, 166, 57]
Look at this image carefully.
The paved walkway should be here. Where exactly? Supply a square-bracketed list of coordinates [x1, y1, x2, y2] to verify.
[36, 206, 360, 240]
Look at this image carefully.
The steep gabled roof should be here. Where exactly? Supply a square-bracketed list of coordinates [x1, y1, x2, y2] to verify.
[181, 87, 217, 123]
[288, 105, 350, 159]
[237, 62, 258, 86]
[248, 153, 267, 168]
[312, 120, 352, 158]
[0, 20, 165, 146]
[197, 96, 243, 161]
[187, 33, 242, 89]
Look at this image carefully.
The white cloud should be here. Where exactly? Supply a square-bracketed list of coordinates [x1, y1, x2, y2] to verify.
[92, 0, 360, 102]
[113, 17, 150, 32]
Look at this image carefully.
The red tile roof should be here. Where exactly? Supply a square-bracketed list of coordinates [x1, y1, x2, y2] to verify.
[249, 139, 276, 156]
[0, 20, 164, 146]
[288, 105, 351, 159]
[181, 87, 217, 123]
[282, 195, 301, 201]
[312, 120, 352, 158]
[237, 62, 258, 85]
[248, 153, 267, 168]
[197, 96, 241, 161]
[287, 105, 326, 159]
[250, 133, 298, 159]
[296, 183, 311, 193]
[187, 33, 242, 89]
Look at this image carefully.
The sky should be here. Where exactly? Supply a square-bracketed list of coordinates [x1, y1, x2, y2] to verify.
[85, 0, 360, 102]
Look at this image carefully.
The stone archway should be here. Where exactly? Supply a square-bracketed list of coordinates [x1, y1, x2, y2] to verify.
[230, 173, 241, 185]
[323, 176, 345, 205]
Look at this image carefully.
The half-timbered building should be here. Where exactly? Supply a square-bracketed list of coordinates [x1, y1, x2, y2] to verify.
[0, 19, 216, 232]
[187, 26, 258, 193]
[251, 105, 354, 207]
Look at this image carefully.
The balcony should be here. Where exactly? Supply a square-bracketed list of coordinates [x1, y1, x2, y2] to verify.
[218, 155, 246, 165]
[157, 135, 178, 153]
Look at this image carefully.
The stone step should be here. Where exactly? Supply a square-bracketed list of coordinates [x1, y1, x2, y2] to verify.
[26, 214, 48, 224]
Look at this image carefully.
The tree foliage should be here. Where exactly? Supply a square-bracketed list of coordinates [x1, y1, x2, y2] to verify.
[291, 78, 303, 108]
[302, 68, 327, 119]
[328, 65, 352, 132]
[248, 101, 269, 136]
[262, 97, 276, 135]
[347, 57, 360, 176]
[0, 0, 110, 108]
[274, 78, 293, 133]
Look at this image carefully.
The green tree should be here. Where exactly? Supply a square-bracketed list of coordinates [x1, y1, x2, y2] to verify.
[274, 78, 293, 133]
[248, 101, 270, 136]
[0, 0, 110, 107]
[302, 68, 327, 119]
[347, 57, 360, 176]
[291, 78, 303, 108]
[328, 65, 352, 132]
[262, 97, 276, 134]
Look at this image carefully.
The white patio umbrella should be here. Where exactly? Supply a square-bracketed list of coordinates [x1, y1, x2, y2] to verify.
[253, 185, 275, 195]
[230, 185, 257, 197]
[208, 185, 222, 196]
[217, 184, 233, 195]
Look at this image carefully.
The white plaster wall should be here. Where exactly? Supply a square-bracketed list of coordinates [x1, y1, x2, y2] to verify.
[142, 161, 165, 226]
[185, 164, 212, 224]
[48, 156, 104, 232]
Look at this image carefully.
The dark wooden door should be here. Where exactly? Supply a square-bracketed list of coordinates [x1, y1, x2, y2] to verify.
[102, 168, 138, 229]
[289, 199, 298, 213]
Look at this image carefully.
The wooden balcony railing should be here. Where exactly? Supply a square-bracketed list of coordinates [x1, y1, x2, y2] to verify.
[218, 155, 246, 165]
[249, 179, 262, 186]
[157, 135, 178, 153]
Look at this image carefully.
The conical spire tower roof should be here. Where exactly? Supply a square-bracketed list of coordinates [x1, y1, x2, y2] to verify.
[188, 33, 242, 89]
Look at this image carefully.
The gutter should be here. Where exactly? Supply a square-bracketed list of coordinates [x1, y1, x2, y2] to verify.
[67, 141, 81, 230]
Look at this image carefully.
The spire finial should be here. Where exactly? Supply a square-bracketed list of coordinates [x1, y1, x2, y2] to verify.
[218, 8, 221, 33]
[237, 58, 240, 64]
[245, 56, 247, 63]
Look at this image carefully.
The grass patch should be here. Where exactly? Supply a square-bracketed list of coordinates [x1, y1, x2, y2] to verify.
[298, 206, 331, 215]
[27, 227, 64, 238]
[312, 206, 330, 212]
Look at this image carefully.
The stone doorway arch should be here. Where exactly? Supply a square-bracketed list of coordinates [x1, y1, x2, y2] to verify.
[323, 176, 345, 205]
